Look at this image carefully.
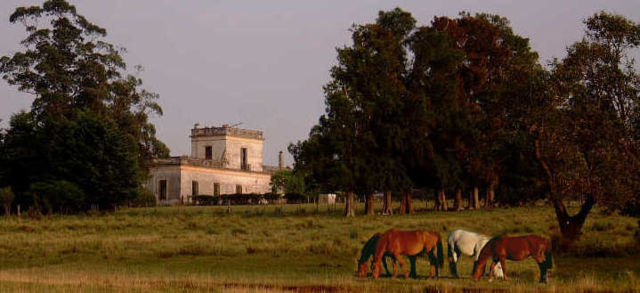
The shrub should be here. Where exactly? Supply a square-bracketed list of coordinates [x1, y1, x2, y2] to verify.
[0, 187, 15, 215]
[285, 193, 307, 204]
[28, 180, 86, 214]
[130, 188, 156, 207]
[193, 195, 217, 206]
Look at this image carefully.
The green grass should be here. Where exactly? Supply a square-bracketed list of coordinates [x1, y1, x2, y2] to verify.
[0, 202, 638, 292]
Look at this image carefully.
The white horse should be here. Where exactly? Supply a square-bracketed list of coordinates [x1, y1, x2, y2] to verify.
[447, 229, 504, 279]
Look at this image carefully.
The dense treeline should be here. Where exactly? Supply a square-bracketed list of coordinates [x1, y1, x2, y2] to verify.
[290, 8, 640, 248]
[0, 0, 168, 213]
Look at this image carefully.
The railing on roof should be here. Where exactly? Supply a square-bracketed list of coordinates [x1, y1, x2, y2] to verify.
[190, 126, 263, 140]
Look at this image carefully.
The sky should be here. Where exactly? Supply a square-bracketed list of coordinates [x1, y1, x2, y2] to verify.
[1, 0, 639, 166]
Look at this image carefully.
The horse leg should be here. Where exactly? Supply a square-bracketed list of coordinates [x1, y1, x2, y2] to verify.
[409, 255, 417, 279]
[488, 259, 498, 282]
[382, 254, 392, 276]
[499, 257, 508, 281]
[534, 254, 548, 283]
[393, 253, 408, 278]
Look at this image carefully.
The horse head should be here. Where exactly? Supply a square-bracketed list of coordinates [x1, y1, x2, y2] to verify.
[357, 262, 368, 277]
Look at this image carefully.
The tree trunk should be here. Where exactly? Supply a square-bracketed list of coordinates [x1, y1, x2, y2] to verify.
[435, 189, 448, 211]
[442, 189, 448, 211]
[553, 195, 595, 251]
[365, 193, 375, 215]
[453, 188, 463, 211]
[382, 190, 393, 215]
[344, 191, 355, 217]
[400, 190, 412, 214]
[485, 182, 495, 209]
[3, 205, 9, 216]
[468, 186, 480, 209]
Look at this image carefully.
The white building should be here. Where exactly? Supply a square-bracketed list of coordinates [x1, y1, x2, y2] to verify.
[146, 124, 281, 204]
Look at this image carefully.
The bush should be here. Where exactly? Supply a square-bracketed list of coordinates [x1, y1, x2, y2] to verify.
[284, 193, 307, 204]
[193, 195, 217, 206]
[0, 187, 15, 215]
[131, 189, 156, 207]
[28, 180, 86, 214]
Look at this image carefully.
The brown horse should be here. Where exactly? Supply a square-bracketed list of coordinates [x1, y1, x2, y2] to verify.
[472, 235, 552, 283]
[372, 229, 444, 279]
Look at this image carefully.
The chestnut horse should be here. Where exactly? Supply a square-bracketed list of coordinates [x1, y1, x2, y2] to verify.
[472, 235, 552, 283]
[357, 233, 419, 277]
[372, 229, 444, 279]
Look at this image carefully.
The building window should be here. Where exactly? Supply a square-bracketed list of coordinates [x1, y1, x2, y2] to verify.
[241, 147, 248, 170]
[192, 181, 199, 196]
[205, 146, 212, 160]
[159, 180, 167, 200]
[236, 185, 242, 194]
[214, 183, 220, 196]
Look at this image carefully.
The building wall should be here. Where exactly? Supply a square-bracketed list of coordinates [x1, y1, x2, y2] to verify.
[147, 165, 182, 205]
[222, 136, 263, 172]
[191, 135, 263, 172]
[179, 166, 271, 198]
[147, 165, 272, 204]
[191, 136, 227, 161]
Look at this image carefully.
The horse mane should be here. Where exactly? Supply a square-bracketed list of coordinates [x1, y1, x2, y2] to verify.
[358, 233, 381, 264]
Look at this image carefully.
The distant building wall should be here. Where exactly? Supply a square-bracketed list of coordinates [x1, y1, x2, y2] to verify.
[180, 166, 271, 197]
[147, 165, 182, 205]
[147, 125, 276, 205]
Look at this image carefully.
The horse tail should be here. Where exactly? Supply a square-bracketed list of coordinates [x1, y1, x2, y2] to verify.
[436, 233, 444, 269]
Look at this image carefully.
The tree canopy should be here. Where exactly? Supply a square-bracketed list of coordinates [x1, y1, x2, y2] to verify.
[292, 8, 640, 247]
[0, 0, 169, 213]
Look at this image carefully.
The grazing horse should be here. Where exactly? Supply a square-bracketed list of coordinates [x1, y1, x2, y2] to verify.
[372, 229, 444, 279]
[447, 229, 504, 279]
[472, 235, 552, 283]
[357, 233, 419, 277]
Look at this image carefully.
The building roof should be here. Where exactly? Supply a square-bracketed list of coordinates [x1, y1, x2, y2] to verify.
[190, 124, 264, 140]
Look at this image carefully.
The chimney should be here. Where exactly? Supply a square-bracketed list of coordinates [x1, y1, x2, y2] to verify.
[278, 151, 284, 169]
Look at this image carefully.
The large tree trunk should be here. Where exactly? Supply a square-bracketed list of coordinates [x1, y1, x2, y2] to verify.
[485, 181, 496, 209]
[553, 195, 595, 251]
[453, 188, 463, 211]
[365, 193, 375, 215]
[3, 205, 9, 216]
[400, 190, 412, 214]
[344, 191, 355, 217]
[533, 136, 596, 251]
[469, 186, 480, 209]
[382, 190, 393, 215]
[435, 189, 448, 211]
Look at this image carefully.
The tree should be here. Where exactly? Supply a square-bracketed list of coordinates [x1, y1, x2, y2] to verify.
[0, 0, 168, 212]
[270, 169, 306, 195]
[533, 12, 640, 249]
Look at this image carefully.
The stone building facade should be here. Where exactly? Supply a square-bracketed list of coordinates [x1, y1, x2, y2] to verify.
[146, 124, 281, 204]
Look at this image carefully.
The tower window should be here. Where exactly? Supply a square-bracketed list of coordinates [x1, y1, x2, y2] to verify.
[241, 148, 248, 170]
[205, 146, 212, 160]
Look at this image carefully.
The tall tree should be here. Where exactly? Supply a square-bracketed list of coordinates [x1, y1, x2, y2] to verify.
[533, 12, 640, 249]
[0, 0, 168, 212]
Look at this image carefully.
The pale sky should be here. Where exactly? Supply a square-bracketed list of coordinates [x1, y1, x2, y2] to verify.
[1, 0, 639, 166]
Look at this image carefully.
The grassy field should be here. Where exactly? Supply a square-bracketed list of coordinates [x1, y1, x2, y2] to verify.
[0, 202, 638, 292]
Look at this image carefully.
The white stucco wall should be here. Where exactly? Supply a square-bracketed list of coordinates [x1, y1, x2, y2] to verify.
[179, 166, 271, 199]
[191, 136, 227, 161]
[147, 165, 182, 204]
[222, 136, 263, 172]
